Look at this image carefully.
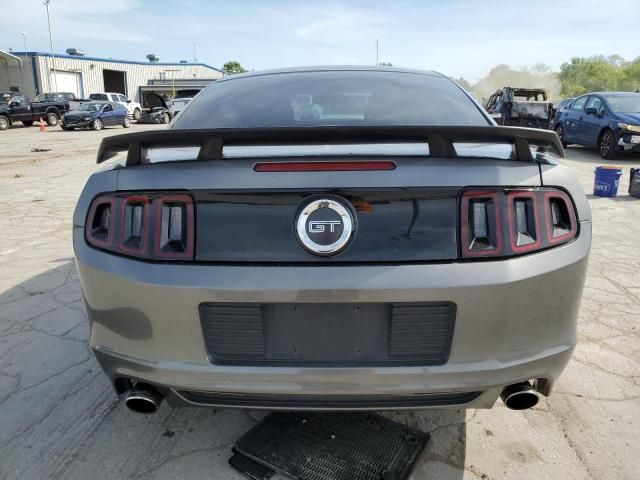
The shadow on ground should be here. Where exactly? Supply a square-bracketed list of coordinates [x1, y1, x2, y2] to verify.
[0, 262, 466, 480]
[564, 145, 640, 165]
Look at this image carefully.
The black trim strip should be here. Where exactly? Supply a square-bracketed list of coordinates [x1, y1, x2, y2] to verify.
[177, 390, 483, 409]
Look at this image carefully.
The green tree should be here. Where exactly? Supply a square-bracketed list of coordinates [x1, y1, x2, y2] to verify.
[619, 57, 640, 92]
[222, 61, 248, 75]
[558, 56, 621, 96]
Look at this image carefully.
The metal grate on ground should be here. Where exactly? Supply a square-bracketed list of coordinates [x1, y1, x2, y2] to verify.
[233, 412, 429, 480]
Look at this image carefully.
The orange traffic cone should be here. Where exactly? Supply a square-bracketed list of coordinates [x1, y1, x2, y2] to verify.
[39, 117, 46, 132]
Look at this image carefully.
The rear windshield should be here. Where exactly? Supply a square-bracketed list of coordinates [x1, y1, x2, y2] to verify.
[513, 91, 548, 101]
[173, 70, 489, 129]
[34, 93, 65, 102]
[174, 89, 201, 99]
[78, 103, 103, 111]
[604, 95, 640, 113]
[89, 94, 108, 101]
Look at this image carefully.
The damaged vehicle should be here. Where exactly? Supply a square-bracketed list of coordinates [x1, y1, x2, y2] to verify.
[74, 67, 590, 414]
[138, 93, 172, 124]
[552, 92, 640, 158]
[484, 87, 553, 129]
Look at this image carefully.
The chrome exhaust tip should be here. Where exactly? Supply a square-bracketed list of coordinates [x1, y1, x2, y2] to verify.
[501, 382, 539, 410]
[124, 383, 163, 414]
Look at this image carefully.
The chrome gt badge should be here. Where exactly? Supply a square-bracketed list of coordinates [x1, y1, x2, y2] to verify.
[295, 197, 355, 256]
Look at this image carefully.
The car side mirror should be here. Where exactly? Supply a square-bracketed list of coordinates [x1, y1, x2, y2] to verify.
[126, 100, 131, 103]
[585, 107, 597, 116]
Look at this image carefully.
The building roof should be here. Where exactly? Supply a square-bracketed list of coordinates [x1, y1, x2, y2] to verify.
[0, 50, 23, 66]
[10, 51, 222, 72]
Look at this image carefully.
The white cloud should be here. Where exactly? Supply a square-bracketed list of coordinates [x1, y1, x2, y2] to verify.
[292, 5, 386, 44]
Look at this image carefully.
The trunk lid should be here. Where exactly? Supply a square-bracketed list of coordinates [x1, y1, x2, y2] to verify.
[115, 156, 542, 263]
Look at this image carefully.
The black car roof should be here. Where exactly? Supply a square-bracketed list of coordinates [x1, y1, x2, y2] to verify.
[580, 92, 639, 97]
[215, 65, 445, 83]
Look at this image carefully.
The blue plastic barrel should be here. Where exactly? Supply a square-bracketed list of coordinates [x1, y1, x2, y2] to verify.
[593, 166, 623, 197]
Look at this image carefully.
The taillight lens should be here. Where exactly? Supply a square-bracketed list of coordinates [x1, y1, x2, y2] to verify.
[460, 188, 577, 258]
[86, 192, 194, 260]
[460, 191, 503, 257]
[544, 191, 577, 244]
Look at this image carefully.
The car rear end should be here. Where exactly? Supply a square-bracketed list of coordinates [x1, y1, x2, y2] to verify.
[73, 68, 591, 412]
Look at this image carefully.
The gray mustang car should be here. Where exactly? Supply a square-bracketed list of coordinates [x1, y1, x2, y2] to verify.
[73, 67, 590, 414]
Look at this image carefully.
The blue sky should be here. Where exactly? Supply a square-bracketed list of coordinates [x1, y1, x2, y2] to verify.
[1, 0, 638, 81]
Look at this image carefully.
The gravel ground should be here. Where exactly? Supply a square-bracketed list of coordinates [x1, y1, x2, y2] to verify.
[0, 123, 638, 480]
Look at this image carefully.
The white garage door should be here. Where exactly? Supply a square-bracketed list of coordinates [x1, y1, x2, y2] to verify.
[51, 70, 82, 97]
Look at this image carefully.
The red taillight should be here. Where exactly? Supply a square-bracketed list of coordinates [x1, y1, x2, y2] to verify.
[153, 194, 195, 260]
[460, 188, 577, 259]
[507, 191, 541, 254]
[86, 195, 115, 248]
[86, 192, 194, 260]
[460, 191, 503, 257]
[253, 161, 396, 172]
[544, 191, 577, 244]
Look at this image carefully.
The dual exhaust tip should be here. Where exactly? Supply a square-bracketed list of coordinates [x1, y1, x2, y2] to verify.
[123, 380, 540, 414]
[501, 381, 539, 410]
[124, 383, 163, 414]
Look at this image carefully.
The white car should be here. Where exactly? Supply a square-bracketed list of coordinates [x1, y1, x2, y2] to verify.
[89, 93, 142, 120]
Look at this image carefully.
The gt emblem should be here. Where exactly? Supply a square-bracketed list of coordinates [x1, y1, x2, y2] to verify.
[308, 220, 342, 233]
[295, 197, 356, 256]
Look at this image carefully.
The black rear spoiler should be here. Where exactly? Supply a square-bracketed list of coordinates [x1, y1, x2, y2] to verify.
[96, 126, 563, 166]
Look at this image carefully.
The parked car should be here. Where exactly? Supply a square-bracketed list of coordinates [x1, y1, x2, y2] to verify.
[551, 92, 640, 158]
[89, 92, 142, 120]
[555, 97, 575, 111]
[74, 67, 590, 414]
[169, 89, 201, 118]
[61, 102, 131, 130]
[137, 93, 172, 124]
[548, 97, 575, 128]
[0, 91, 74, 130]
[484, 87, 553, 129]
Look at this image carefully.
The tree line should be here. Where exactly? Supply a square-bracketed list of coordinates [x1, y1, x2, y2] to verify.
[457, 55, 640, 102]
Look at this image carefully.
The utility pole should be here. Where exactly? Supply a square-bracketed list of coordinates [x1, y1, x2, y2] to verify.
[44, 0, 58, 91]
[20, 32, 27, 92]
[164, 69, 180, 97]
[193, 41, 198, 63]
[374, 40, 379, 66]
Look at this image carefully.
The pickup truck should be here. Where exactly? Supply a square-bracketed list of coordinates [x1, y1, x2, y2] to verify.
[169, 89, 202, 118]
[0, 91, 75, 130]
[484, 87, 553, 129]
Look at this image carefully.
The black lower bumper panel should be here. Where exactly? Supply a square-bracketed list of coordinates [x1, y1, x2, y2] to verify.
[178, 390, 482, 410]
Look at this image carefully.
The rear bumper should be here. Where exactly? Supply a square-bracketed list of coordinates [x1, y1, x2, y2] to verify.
[74, 223, 591, 410]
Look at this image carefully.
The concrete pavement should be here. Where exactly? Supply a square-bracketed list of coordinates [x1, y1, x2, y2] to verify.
[0, 123, 638, 479]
